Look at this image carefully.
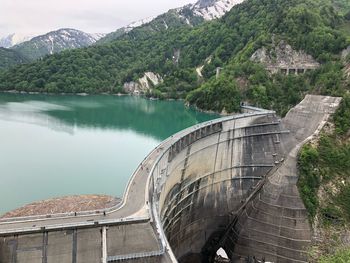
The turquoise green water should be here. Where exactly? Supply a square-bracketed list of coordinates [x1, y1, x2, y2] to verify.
[0, 94, 218, 215]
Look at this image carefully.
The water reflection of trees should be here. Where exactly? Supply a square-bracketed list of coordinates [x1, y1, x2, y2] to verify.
[0, 94, 218, 140]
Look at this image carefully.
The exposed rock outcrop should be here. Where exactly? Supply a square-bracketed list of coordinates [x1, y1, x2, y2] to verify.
[341, 46, 350, 79]
[196, 56, 212, 77]
[123, 72, 163, 95]
[345, 63, 350, 78]
[341, 46, 350, 60]
[251, 40, 320, 74]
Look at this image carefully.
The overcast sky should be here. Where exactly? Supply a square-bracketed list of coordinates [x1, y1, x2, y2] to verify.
[0, 0, 197, 37]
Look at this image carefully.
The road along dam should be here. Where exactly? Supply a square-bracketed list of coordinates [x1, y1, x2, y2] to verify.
[0, 95, 341, 263]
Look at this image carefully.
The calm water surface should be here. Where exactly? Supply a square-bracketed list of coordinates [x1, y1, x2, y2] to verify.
[0, 94, 218, 214]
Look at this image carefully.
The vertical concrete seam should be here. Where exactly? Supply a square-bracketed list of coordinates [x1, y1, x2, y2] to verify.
[101, 227, 107, 263]
[42, 232, 48, 263]
[213, 132, 221, 174]
[72, 229, 77, 263]
[11, 236, 18, 263]
[230, 120, 236, 180]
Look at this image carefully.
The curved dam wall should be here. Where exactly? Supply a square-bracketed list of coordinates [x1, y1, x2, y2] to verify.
[150, 111, 287, 261]
[220, 95, 341, 263]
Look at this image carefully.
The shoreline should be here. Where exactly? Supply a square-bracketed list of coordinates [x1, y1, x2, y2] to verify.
[0, 195, 121, 219]
[0, 90, 225, 116]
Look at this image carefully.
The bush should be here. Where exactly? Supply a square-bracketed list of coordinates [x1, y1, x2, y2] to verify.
[334, 94, 350, 135]
[187, 74, 241, 113]
[319, 248, 350, 262]
[298, 144, 320, 220]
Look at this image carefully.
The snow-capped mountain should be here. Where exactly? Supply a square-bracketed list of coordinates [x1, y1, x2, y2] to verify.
[3, 0, 242, 60]
[125, 17, 157, 32]
[188, 0, 245, 20]
[0, 33, 33, 48]
[0, 47, 29, 70]
[90, 33, 106, 41]
[97, 17, 156, 44]
[98, 0, 244, 44]
[12, 28, 103, 61]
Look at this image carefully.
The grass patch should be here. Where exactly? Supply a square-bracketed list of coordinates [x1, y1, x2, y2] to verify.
[339, 21, 350, 40]
[298, 145, 320, 220]
[319, 248, 350, 262]
[336, 186, 350, 221]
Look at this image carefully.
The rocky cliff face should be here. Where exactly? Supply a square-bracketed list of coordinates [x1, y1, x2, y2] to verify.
[251, 40, 320, 73]
[341, 46, 350, 59]
[123, 72, 163, 95]
[342, 46, 350, 79]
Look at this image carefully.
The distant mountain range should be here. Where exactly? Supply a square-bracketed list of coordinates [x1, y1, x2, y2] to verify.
[98, 0, 242, 44]
[0, 0, 242, 68]
[0, 31, 105, 50]
[0, 48, 29, 70]
[10, 29, 104, 61]
[189, 0, 244, 20]
[0, 33, 34, 48]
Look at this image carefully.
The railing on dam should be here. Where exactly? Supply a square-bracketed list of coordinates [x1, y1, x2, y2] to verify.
[147, 109, 276, 260]
[168, 122, 222, 162]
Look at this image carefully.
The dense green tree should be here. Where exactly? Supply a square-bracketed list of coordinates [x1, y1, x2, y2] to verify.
[187, 74, 241, 113]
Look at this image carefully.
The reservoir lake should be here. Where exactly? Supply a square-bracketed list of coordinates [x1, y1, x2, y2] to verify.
[0, 93, 218, 215]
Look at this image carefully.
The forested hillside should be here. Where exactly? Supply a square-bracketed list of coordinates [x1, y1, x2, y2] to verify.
[0, 0, 349, 116]
[298, 95, 350, 262]
[11, 29, 102, 61]
[0, 48, 29, 70]
[96, 8, 204, 45]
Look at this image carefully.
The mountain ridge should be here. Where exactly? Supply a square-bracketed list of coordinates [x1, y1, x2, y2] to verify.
[97, 0, 242, 44]
[11, 28, 104, 61]
[186, 0, 245, 20]
[0, 33, 34, 48]
[0, 48, 29, 70]
[0, 0, 240, 64]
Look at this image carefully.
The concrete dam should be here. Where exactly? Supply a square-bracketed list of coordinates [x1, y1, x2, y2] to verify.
[0, 95, 341, 263]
